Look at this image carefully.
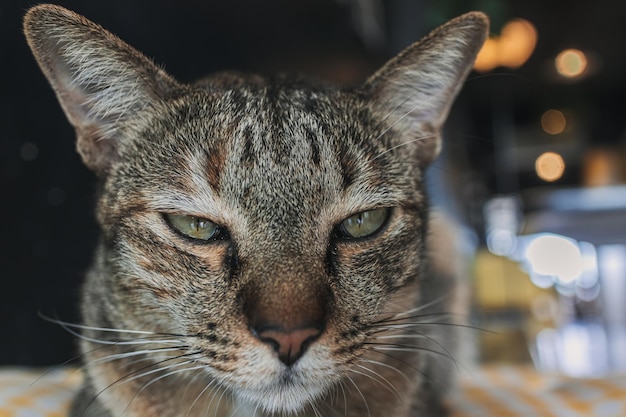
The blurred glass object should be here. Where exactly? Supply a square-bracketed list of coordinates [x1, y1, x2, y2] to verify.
[532, 323, 610, 378]
[483, 184, 626, 376]
[583, 148, 623, 186]
[484, 195, 523, 257]
[523, 239, 625, 376]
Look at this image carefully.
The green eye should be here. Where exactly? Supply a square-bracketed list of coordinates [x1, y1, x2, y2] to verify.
[166, 214, 219, 241]
[338, 208, 389, 239]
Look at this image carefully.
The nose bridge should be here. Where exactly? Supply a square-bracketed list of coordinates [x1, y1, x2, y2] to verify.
[243, 248, 328, 331]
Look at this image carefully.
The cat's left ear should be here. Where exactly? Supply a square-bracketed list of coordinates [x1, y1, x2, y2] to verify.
[364, 12, 488, 166]
[23, 5, 183, 175]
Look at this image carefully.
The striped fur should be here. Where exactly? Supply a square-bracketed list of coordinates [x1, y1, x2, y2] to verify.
[24, 5, 488, 417]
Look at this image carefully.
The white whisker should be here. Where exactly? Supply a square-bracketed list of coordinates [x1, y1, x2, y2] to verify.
[88, 347, 188, 366]
[186, 377, 217, 417]
[310, 401, 323, 417]
[212, 385, 228, 417]
[360, 359, 411, 385]
[53, 318, 184, 346]
[123, 363, 206, 415]
[338, 380, 348, 417]
[123, 359, 196, 385]
[354, 364, 402, 400]
[40, 315, 161, 335]
[384, 295, 450, 320]
[345, 375, 371, 417]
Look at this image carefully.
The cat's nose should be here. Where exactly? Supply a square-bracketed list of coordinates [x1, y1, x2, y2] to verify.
[253, 325, 322, 367]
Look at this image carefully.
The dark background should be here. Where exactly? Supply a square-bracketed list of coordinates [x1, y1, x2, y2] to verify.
[2, 0, 625, 365]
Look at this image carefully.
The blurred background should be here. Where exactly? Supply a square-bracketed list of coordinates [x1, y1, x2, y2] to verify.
[1, 0, 625, 375]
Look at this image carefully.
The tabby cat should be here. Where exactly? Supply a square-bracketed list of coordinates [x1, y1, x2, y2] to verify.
[24, 5, 488, 417]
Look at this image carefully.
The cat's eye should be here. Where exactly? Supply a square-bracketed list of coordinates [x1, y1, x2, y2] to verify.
[337, 208, 389, 239]
[166, 214, 221, 241]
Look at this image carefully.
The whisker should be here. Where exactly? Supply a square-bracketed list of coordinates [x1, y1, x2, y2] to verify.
[375, 321, 494, 334]
[360, 358, 411, 385]
[84, 353, 200, 416]
[123, 362, 206, 414]
[87, 347, 189, 366]
[249, 399, 261, 417]
[371, 328, 459, 371]
[181, 367, 206, 409]
[31, 315, 186, 387]
[345, 375, 371, 417]
[377, 295, 452, 321]
[353, 364, 402, 401]
[212, 384, 229, 417]
[47, 316, 186, 346]
[365, 349, 449, 397]
[371, 312, 456, 327]
[364, 342, 457, 366]
[123, 359, 197, 385]
[186, 375, 218, 417]
[310, 401, 323, 417]
[338, 380, 348, 417]
[39, 312, 200, 341]
[39, 313, 161, 336]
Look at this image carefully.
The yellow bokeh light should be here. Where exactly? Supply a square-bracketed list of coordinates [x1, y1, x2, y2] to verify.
[541, 109, 567, 135]
[499, 19, 538, 69]
[536, 152, 565, 182]
[555, 49, 587, 78]
[474, 18, 537, 72]
[474, 38, 499, 72]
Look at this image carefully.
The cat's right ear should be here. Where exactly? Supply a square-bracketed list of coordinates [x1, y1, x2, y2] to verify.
[23, 4, 182, 174]
[364, 12, 488, 167]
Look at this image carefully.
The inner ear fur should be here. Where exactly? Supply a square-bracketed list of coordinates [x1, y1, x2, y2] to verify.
[23, 4, 183, 174]
[365, 12, 489, 166]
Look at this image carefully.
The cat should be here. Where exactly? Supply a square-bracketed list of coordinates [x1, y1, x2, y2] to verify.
[24, 4, 488, 417]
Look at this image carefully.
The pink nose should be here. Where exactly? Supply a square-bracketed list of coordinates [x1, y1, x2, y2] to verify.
[256, 326, 322, 366]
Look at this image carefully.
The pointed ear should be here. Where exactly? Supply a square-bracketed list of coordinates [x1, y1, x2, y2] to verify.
[365, 12, 488, 166]
[23, 5, 182, 174]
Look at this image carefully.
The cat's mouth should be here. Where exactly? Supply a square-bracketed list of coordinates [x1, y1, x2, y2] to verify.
[233, 372, 328, 415]
[223, 343, 337, 414]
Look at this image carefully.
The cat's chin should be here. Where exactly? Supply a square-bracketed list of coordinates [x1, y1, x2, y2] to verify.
[234, 379, 327, 415]
[225, 346, 337, 415]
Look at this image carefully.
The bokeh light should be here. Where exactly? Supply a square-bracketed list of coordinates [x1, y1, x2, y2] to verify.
[474, 18, 537, 72]
[535, 152, 565, 182]
[541, 109, 567, 135]
[526, 234, 584, 283]
[555, 49, 588, 78]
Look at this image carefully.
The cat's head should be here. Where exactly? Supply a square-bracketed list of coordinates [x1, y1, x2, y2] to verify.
[25, 5, 487, 414]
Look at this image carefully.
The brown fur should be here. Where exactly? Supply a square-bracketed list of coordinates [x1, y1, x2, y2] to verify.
[24, 5, 488, 417]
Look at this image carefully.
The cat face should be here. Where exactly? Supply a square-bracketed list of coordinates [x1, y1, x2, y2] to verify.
[95, 80, 428, 410]
[24, 5, 487, 415]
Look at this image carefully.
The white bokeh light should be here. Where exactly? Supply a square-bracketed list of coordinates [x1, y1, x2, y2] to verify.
[525, 234, 584, 283]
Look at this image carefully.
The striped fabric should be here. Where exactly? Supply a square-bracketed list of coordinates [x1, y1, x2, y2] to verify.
[0, 368, 79, 417]
[452, 366, 626, 417]
[0, 366, 624, 417]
